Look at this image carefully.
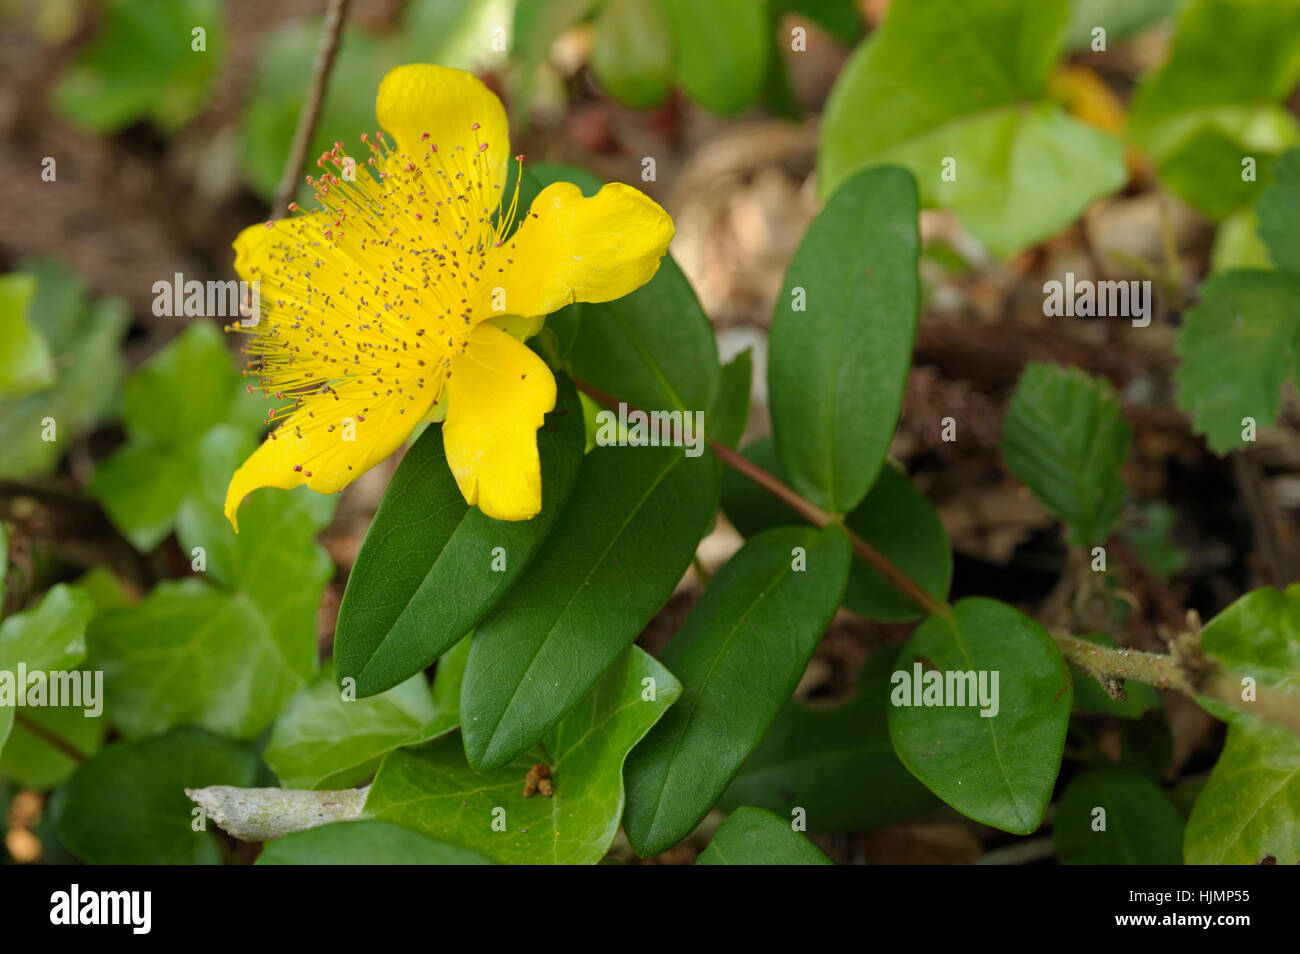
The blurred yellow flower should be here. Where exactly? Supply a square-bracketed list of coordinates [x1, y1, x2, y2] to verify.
[225, 64, 673, 528]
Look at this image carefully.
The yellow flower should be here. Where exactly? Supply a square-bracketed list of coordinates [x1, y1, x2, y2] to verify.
[224, 64, 674, 529]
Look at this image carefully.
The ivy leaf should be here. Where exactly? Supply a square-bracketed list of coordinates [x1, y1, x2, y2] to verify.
[0, 274, 53, 398]
[91, 483, 334, 741]
[695, 806, 832, 865]
[51, 0, 223, 134]
[1174, 270, 1300, 455]
[257, 820, 491, 865]
[1054, 766, 1185, 864]
[1257, 146, 1300, 276]
[367, 647, 679, 864]
[623, 525, 850, 857]
[51, 728, 261, 865]
[722, 440, 951, 620]
[1129, 0, 1300, 219]
[461, 447, 717, 771]
[818, 0, 1125, 257]
[1002, 362, 1131, 546]
[887, 598, 1072, 835]
[0, 584, 96, 760]
[0, 704, 108, 789]
[720, 649, 939, 832]
[0, 262, 128, 478]
[335, 375, 584, 697]
[1185, 720, 1300, 864]
[263, 672, 447, 790]
[90, 322, 264, 551]
[769, 165, 919, 514]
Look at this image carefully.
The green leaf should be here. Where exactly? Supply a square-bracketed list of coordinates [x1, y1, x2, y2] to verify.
[91, 483, 334, 741]
[1184, 720, 1300, 864]
[0, 263, 129, 478]
[1257, 146, 1300, 276]
[720, 648, 940, 832]
[90, 322, 264, 551]
[591, 0, 673, 109]
[335, 375, 585, 697]
[695, 806, 833, 865]
[1174, 270, 1300, 454]
[461, 447, 718, 771]
[623, 525, 851, 856]
[367, 647, 680, 864]
[264, 672, 449, 790]
[1129, 0, 1300, 219]
[51, 0, 223, 134]
[1002, 362, 1131, 546]
[1064, 0, 1182, 50]
[819, 0, 1125, 257]
[708, 348, 752, 450]
[722, 439, 951, 620]
[0, 584, 95, 760]
[1121, 502, 1189, 580]
[769, 165, 919, 513]
[0, 704, 108, 789]
[0, 274, 53, 398]
[661, 0, 768, 114]
[1070, 633, 1163, 718]
[566, 254, 720, 418]
[1054, 766, 1185, 864]
[1199, 583, 1300, 710]
[51, 728, 261, 865]
[257, 820, 491, 865]
[887, 598, 1072, 834]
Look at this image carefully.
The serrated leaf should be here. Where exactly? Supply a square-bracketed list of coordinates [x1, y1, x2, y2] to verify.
[819, 0, 1126, 257]
[720, 648, 939, 832]
[1174, 270, 1300, 454]
[257, 820, 491, 865]
[461, 447, 718, 771]
[367, 647, 679, 864]
[335, 375, 584, 697]
[722, 439, 951, 620]
[1054, 766, 1185, 864]
[695, 806, 832, 865]
[887, 598, 1072, 834]
[264, 672, 446, 790]
[1257, 146, 1300, 276]
[1002, 362, 1131, 546]
[1184, 720, 1300, 864]
[623, 525, 850, 857]
[51, 728, 261, 865]
[1129, 0, 1300, 219]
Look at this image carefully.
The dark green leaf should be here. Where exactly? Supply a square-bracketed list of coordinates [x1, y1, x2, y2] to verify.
[709, 348, 752, 450]
[888, 598, 1072, 834]
[1257, 146, 1300, 277]
[461, 447, 717, 771]
[51, 728, 261, 865]
[661, 0, 769, 114]
[695, 806, 832, 865]
[1054, 766, 1184, 864]
[624, 525, 850, 856]
[769, 165, 919, 513]
[335, 375, 585, 696]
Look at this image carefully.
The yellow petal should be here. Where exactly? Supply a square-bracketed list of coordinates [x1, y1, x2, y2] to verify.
[376, 63, 511, 195]
[495, 181, 674, 319]
[225, 383, 439, 531]
[442, 324, 557, 521]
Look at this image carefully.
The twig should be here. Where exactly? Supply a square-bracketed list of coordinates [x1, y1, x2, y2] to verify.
[186, 785, 367, 842]
[271, 0, 353, 218]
